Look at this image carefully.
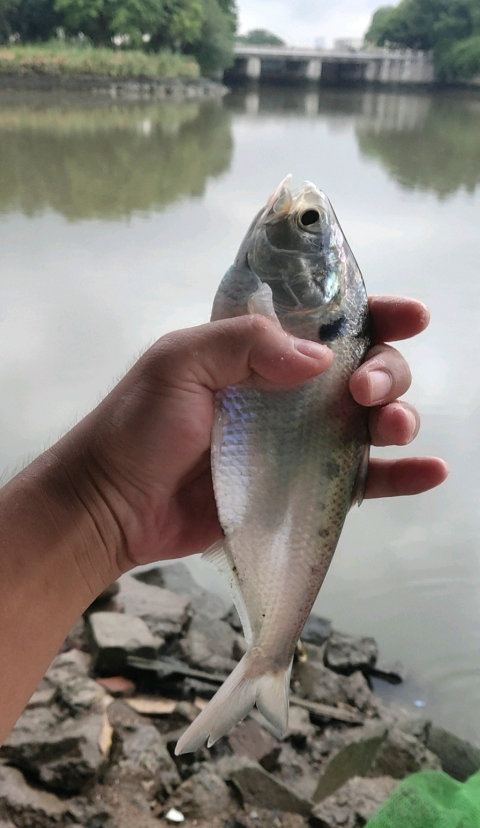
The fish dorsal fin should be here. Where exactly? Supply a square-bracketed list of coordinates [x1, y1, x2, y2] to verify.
[202, 541, 253, 646]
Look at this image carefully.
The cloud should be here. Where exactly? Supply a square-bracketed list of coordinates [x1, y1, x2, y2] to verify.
[237, 0, 380, 46]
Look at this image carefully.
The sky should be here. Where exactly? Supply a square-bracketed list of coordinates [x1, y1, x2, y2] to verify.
[237, 0, 382, 47]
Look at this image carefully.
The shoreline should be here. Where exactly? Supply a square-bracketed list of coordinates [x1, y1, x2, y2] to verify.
[1, 563, 479, 827]
[0, 71, 228, 100]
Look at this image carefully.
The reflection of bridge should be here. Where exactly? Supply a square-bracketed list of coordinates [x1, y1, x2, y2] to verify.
[226, 46, 435, 86]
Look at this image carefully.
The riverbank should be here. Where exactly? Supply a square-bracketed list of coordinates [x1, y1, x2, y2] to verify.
[0, 43, 227, 100]
[1, 564, 479, 827]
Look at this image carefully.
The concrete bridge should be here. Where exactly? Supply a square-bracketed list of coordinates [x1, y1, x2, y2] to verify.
[226, 45, 435, 86]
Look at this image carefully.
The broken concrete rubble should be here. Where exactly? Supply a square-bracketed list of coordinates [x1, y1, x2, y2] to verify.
[0, 563, 477, 827]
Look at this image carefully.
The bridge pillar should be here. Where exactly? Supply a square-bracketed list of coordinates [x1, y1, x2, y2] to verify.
[245, 56, 261, 80]
[305, 58, 322, 81]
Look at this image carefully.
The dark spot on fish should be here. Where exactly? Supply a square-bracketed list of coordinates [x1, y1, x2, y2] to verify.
[327, 460, 340, 479]
[318, 528, 331, 538]
[319, 315, 346, 342]
[300, 209, 320, 227]
[355, 310, 371, 340]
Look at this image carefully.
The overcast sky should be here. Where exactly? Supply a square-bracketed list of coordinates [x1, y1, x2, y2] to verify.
[237, 0, 382, 47]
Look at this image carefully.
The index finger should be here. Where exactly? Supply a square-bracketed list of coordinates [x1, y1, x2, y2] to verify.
[369, 296, 430, 344]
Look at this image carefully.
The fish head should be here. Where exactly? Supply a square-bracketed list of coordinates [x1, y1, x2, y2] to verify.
[240, 175, 353, 314]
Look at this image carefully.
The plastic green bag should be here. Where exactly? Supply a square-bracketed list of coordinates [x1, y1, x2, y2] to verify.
[366, 770, 480, 828]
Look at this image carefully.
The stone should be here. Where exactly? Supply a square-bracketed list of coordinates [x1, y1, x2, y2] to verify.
[324, 631, 378, 675]
[179, 613, 237, 674]
[26, 678, 57, 709]
[371, 726, 442, 778]
[2, 707, 108, 794]
[288, 705, 316, 745]
[293, 660, 352, 707]
[344, 670, 378, 713]
[370, 659, 406, 684]
[119, 573, 190, 637]
[228, 718, 281, 766]
[0, 764, 68, 827]
[301, 614, 332, 646]
[426, 725, 480, 781]
[164, 767, 233, 820]
[312, 723, 387, 803]
[88, 611, 157, 674]
[46, 650, 110, 713]
[115, 722, 180, 798]
[87, 580, 120, 611]
[311, 775, 398, 827]
[228, 761, 312, 816]
[135, 563, 228, 620]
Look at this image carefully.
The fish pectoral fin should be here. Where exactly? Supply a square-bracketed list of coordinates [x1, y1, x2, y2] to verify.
[174, 652, 291, 755]
[247, 283, 279, 322]
[351, 444, 370, 507]
[202, 541, 253, 646]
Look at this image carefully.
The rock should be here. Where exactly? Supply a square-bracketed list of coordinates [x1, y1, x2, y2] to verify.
[293, 660, 352, 707]
[119, 573, 190, 638]
[288, 705, 316, 745]
[135, 563, 228, 620]
[312, 723, 387, 803]
[311, 775, 398, 827]
[2, 707, 108, 794]
[26, 678, 57, 709]
[227, 760, 312, 816]
[0, 764, 68, 827]
[301, 614, 332, 646]
[344, 670, 378, 713]
[46, 650, 109, 713]
[87, 580, 120, 611]
[114, 722, 180, 798]
[370, 659, 406, 684]
[179, 613, 237, 674]
[164, 767, 233, 820]
[88, 611, 157, 675]
[371, 726, 442, 778]
[426, 725, 480, 781]
[324, 631, 378, 675]
[228, 718, 281, 766]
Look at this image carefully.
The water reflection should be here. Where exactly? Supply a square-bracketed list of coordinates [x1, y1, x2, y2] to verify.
[226, 87, 480, 198]
[0, 94, 232, 220]
[356, 91, 480, 198]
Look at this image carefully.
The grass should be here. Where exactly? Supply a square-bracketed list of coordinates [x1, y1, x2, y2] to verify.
[0, 41, 199, 79]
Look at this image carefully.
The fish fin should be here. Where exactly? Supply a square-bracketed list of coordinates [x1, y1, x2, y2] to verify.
[351, 444, 370, 507]
[174, 651, 291, 755]
[247, 283, 279, 322]
[203, 542, 253, 646]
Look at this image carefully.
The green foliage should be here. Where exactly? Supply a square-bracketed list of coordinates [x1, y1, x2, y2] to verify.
[237, 28, 285, 46]
[188, 0, 235, 74]
[366, 0, 480, 78]
[55, 0, 163, 48]
[8, 0, 60, 41]
[0, 41, 198, 77]
[149, 0, 204, 52]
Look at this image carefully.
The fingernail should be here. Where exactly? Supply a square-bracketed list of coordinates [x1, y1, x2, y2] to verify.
[293, 338, 329, 360]
[368, 369, 392, 402]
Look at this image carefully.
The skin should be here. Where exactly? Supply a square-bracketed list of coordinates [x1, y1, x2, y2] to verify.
[0, 295, 448, 744]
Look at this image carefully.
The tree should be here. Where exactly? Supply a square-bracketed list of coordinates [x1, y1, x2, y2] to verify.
[365, 0, 480, 78]
[54, 0, 164, 48]
[188, 0, 235, 73]
[149, 0, 204, 52]
[6, 0, 60, 42]
[237, 28, 285, 46]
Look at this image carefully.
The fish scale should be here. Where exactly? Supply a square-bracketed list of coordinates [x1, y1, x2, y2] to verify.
[175, 175, 370, 755]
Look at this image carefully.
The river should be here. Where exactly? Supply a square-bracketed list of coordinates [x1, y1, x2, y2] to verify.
[1, 84, 479, 744]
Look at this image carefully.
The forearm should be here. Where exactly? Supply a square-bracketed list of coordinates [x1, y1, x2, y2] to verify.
[0, 447, 121, 744]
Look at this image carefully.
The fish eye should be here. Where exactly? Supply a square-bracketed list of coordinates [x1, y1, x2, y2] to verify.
[299, 209, 320, 227]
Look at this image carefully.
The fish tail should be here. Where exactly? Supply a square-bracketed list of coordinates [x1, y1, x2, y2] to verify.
[174, 651, 292, 755]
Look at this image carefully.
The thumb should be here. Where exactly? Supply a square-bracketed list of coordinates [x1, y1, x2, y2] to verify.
[152, 315, 333, 391]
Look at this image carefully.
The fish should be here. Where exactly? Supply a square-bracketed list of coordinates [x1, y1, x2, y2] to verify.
[175, 175, 370, 755]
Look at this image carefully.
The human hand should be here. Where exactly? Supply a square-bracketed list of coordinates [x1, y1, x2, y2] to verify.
[48, 295, 447, 582]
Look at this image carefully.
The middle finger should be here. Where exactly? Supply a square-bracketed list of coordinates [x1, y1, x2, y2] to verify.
[349, 343, 412, 407]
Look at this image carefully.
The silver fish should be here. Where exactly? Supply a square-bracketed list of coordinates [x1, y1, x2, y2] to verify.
[175, 175, 370, 755]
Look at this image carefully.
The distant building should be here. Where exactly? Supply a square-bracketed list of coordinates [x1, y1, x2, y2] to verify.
[314, 37, 326, 50]
[333, 37, 363, 52]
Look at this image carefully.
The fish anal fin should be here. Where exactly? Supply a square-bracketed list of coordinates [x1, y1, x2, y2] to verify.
[202, 542, 253, 646]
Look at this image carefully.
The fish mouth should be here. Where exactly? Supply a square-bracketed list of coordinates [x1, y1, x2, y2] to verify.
[262, 174, 331, 231]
